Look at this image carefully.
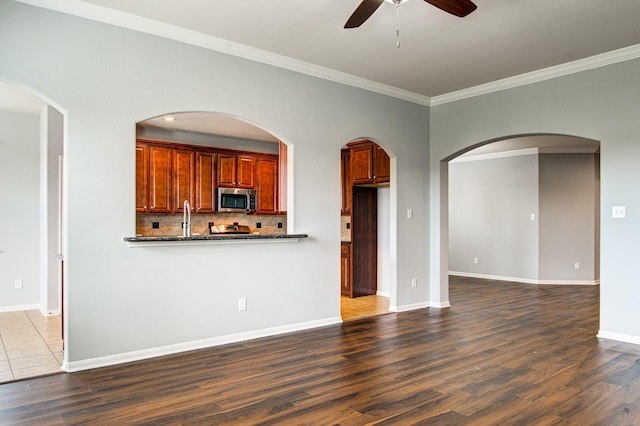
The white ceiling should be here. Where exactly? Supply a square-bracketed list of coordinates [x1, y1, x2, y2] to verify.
[5, 0, 629, 148]
[54, 0, 640, 99]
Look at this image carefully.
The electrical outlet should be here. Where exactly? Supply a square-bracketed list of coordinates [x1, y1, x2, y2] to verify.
[14, 279, 23, 289]
[411, 278, 417, 288]
[473, 257, 479, 264]
[238, 298, 247, 311]
[574, 262, 580, 270]
[152, 222, 159, 229]
[407, 209, 413, 219]
[612, 206, 626, 218]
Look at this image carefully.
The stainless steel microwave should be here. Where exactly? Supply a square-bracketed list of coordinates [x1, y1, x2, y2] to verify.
[217, 188, 256, 213]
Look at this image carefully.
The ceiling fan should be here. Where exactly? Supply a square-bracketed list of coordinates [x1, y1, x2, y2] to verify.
[344, 0, 477, 29]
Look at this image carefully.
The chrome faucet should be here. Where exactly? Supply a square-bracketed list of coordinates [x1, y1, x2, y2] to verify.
[183, 200, 191, 237]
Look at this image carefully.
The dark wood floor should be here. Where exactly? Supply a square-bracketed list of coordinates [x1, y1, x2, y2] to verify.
[2, 276, 640, 425]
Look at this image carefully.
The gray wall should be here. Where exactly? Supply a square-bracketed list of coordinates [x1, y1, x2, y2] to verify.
[539, 153, 599, 282]
[0, 110, 41, 309]
[0, 1, 429, 367]
[449, 151, 599, 284]
[430, 58, 640, 343]
[449, 152, 539, 281]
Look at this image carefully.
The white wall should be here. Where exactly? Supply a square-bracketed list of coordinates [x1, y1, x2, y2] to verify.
[430, 60, 640, 345]
[449, 152, 539, 281]
[0, 1, 430, 368]
[39, 105, 64, 314]
[0, 110, 41, 310]
[377, 186, 391, 296]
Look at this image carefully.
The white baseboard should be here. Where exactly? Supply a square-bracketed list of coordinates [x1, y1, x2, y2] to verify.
[389, 301, 430, 313]
[63, 316, 342, 373]
[376, 290, 390, 297]
[449, 271, 599, 286]
[429, 300, 451, 308]
[0, 304, 40, 313]
[597, 330, 640, 346]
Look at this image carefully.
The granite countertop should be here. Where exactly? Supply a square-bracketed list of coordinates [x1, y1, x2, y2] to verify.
[124, 233, 308, 246]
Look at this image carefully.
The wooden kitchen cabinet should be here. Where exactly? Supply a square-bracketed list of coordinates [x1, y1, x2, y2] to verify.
[341, 242, 352, 297]
[341, 148, 352, 215]
[348, 140, 390, 185]
[137, 140, 281, 215]
[256, 156, 278, 214]
[147, 145, 172, 213]
[195, 152, 216, 214]
[218, 154, 256, 188]
[136, 145, 148, 212]
[173, 148, 195, 213]
[374, 145, 390, 183]
[237, 155, 256, 188]
[217, 154, 237, 187]
[349, 142, 374, 185]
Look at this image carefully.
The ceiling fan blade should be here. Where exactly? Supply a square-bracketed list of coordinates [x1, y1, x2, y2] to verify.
[345, 0, 385, 28]
[423, 0, 477, 17]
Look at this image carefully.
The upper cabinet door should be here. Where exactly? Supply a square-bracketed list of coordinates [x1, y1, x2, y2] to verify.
[374, 145, 390, 183]
[237, 155, 256, 188]
[350, 143, 374, 185]
[256, 157, 278, 214]
[217, 154, 237, 187]
[173, 149, 195, 213]
[136, 145, 149, 212]
[348, 140, 390, 186]
[148, 146, 172, 213]
[195, 152, 216, 214]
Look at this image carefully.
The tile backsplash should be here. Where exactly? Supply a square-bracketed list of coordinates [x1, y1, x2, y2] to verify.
[341, 215, 351, 242]
[136, 213, 287, 237]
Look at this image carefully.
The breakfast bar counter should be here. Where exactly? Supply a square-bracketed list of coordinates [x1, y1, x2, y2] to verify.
[124, 234, 308, 247]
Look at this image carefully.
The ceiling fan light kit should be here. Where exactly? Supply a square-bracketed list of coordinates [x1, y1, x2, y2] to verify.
[344, 0, 477, 47]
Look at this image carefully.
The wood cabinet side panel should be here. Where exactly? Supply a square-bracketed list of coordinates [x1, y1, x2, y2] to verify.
[341, 149, 352, 215]
[136, 145, 149, 212]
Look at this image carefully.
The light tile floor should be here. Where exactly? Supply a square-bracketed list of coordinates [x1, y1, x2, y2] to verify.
[0, 310, 63, 384]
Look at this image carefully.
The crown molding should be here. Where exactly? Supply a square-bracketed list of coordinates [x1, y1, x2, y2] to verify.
[13, 1, 640, 108]
[430, 44, 640, 106]
[14, 0, 432, 106]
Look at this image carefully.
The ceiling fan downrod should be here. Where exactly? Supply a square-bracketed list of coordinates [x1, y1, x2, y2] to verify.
[395, 0, 401, 48]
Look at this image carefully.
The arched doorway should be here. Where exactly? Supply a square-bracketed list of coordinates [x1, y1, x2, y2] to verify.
[443, 134, 600, 299]
[340, 139, 395, 321]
